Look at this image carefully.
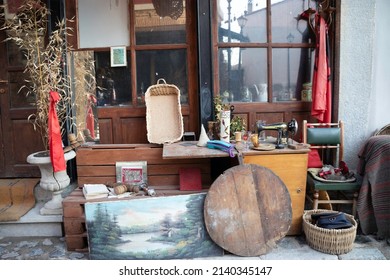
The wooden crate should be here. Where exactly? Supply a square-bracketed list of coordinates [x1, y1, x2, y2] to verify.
[63, 143, 212, 251]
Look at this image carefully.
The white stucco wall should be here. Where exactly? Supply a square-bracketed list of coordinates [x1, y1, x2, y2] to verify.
[339, 0, 390, 171]
[371, 0, 390, 132]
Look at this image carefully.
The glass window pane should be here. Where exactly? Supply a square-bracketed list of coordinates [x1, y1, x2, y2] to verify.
[219, 47, 267, 102]
[94, 51, 131, 106]
[136, 49, 188, 105]
[135, 0, 186, 45]
[272, 48, 313, 102]
[271, 0, 313, 43]
[78, 0, 130, 48]
[217, 0, 267, 43]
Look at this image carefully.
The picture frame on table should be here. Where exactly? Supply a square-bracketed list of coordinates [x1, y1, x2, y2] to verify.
[115, 161, 147, 185]
[110, 46, 127, 67]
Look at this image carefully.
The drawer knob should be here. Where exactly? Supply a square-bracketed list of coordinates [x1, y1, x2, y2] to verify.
[297, 188, 302, 193]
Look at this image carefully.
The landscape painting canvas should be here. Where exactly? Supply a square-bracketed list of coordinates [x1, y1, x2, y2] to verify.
[84, 193, 224, 259]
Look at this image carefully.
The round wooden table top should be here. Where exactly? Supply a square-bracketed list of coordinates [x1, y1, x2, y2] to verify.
[204, 164, 292, 257]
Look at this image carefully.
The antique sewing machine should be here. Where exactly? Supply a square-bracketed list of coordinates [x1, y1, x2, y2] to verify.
[255, 118, 298, 149]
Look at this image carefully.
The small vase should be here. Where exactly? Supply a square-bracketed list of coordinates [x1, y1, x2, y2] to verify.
[220, 110, 231, 143]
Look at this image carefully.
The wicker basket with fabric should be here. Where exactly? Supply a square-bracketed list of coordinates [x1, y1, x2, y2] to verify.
[303, 209, 357, 255]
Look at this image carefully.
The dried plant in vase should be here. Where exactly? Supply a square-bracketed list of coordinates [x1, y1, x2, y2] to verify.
[0, 0, 96, 215]
[0, 0, 92, 151]
[69, 51, 97, 140]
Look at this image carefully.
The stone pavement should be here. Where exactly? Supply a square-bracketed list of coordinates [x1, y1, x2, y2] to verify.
[0, 234, 389, 260]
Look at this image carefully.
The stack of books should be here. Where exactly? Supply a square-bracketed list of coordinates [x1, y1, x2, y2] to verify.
[82, 184, 109, 200]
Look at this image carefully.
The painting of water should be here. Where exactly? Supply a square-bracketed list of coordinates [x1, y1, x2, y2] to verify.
[84, 193, 224, 259]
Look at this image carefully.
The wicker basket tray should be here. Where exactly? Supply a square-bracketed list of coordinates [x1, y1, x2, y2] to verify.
[145, 79, 183, 144]
[303, 209, 357, 255]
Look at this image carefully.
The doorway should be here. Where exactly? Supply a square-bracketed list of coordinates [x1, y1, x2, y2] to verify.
[0, 27, 44, 178]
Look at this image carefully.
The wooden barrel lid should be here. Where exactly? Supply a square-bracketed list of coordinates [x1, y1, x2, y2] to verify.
[204, 164, 292, 256]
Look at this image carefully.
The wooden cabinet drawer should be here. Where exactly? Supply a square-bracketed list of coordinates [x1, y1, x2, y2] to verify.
[243, 153, 308, 235]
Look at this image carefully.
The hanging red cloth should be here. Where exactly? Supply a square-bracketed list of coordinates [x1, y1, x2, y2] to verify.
[311, 14, 332, 123]
[86, 94, 97, 139]
[49, 91, 66, 172]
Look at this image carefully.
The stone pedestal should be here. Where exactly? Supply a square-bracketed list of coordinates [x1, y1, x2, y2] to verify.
[27, 150, 76, 215]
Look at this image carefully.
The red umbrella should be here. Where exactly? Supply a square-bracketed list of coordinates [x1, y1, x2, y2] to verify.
[311, 13, 332, 123]
[49, 91, 66, 172]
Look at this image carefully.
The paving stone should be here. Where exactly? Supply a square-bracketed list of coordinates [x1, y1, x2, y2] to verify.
[42, 238, 53, 246]
[260, 245, 338, 260]
[2, 252, 20, 259]
[49, 249, 66, 259]
[340, 247, 387, 260]
[17, 241, 39, 248]
[276, 236, 302, 249]
[355, 235, 373, 244]
[69, 252, 87, 260]
[0, 235, 387, 260]
[28, 248, 45, 257]
[0, 242, 12, 247]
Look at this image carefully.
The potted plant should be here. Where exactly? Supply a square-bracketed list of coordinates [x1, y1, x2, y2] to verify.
[230, 115, 246, 139]
[0, 0, 94, 214]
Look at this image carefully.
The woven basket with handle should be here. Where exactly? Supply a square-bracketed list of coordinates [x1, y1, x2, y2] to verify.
[303, 209, 357, 255]
[145, 79, 183, 144]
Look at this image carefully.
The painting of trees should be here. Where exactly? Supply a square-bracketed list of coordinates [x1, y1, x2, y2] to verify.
[85, 193, 223, 259]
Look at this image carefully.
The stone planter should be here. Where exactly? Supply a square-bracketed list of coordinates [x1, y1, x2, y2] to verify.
[26, 150, 76, 215]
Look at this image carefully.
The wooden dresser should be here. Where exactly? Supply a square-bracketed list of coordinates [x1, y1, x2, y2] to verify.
[242, 150, 309, 235]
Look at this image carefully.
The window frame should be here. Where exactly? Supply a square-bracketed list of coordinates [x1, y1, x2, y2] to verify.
[208, 0, 336, 133]
[211, 0, 316, 104]
[67, 0, 200, 143]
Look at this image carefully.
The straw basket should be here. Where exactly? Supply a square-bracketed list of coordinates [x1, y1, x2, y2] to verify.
[303, 209, 357, 255]
[145, 79, 183, 144]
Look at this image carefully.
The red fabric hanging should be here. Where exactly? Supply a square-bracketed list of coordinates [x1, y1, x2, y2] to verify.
[311, 14, 332, 123]
[86, 94, 96, 139]
[49, 91, 66, 172]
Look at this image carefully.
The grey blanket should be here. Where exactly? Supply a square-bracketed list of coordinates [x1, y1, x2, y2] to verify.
[357, 135, 390, 238]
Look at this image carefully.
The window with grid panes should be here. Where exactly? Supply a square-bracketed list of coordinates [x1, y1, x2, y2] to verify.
[77, 0, 192, 108]
[213, 0, 316, 104]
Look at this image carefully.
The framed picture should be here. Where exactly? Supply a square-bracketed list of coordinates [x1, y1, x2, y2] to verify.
[85, 193, 224, 259]
[115, 161, 147, 185]
[110, 46, 127, 67]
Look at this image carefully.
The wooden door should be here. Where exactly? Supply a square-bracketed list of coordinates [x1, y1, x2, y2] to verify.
[0, 27, 43, 178]
[66, 0, 200, 144]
